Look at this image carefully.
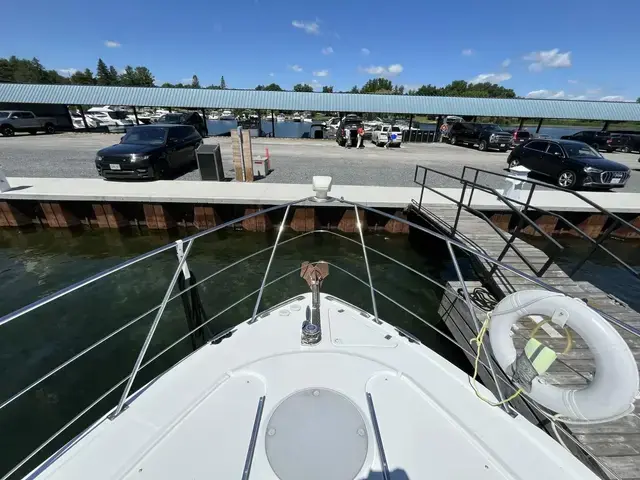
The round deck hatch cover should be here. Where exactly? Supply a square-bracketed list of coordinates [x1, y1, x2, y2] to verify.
[265, 388, 368, 479]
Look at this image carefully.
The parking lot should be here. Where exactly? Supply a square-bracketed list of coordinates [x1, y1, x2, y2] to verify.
[1, 132, 639, 192]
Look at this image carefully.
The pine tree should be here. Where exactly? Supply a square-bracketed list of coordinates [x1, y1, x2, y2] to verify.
[96, 59, 111, 85]
[192, 75, 200, 88]
[220, 75, 226, 89]
[108, 66, 119, 85]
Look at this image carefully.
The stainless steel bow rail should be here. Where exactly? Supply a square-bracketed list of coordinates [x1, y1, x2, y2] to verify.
[1, 196, 638, 480]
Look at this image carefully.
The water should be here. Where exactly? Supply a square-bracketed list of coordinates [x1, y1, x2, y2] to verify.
[0, 226, 469, 477]
[206, 119, 592, 139]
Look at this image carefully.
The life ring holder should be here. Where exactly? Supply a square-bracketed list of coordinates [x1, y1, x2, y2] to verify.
[489, 290, 638, 422]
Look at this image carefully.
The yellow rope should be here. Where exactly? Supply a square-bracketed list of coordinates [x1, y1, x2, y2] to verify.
[469, 313, 523, 406]
[470, 313, 572, 408]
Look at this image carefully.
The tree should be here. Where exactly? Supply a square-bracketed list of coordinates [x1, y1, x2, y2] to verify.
[96, 59, 111, 85]
[409, 84, 439, 96]
[108, 66, 119, 84]
[322, 86, 334, 93]
[360, 78, 393, 94]
[206, 84, 221, 90]
[293, 83, 313, 92]
[220, 75, 226, 89]
[161, 82, 175, 88]
[119, 66, 137, 86]
[637, 97, 640, 103]
[191, 75, 200, 89]
[349, 85, 359, 93]
[264, 83, 282, 91]
[70, 68, 95, 85]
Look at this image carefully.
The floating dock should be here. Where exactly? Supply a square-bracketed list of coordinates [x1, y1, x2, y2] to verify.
[423, 203, 640, 480]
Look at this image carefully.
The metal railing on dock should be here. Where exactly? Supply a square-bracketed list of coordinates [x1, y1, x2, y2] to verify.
[413, 164, 640, 281]
[0, 194, 638, 479]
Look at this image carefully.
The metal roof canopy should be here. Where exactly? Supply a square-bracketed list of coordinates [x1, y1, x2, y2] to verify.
[1, 83, 640, 121]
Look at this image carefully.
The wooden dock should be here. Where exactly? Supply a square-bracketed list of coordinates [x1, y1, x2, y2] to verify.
[420, 204, 640, 480]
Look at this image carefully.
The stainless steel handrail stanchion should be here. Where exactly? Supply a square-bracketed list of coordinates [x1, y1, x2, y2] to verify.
[354, 205, 379, 324]
[111, 239, 194, 418]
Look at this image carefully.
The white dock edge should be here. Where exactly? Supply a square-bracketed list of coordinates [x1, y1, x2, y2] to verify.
[1, 177, 640, 213]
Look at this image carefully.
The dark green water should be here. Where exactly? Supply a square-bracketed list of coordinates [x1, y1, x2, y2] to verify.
[0, 227, 470, 478]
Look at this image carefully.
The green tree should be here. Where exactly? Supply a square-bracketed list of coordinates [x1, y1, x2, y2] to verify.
[206, 84, 221, 90]
[220, 75, 226, 89]
[322, 85, 334, 93]
[191, 75, 200, 88]
[409, 84, 439, 96]
[96, 59, 111, 85]
[161, 82, 175, 88]
[349, 85, 359, 93]
[264, 83, 282, 91]
[70, 68, 96, 85]
[360, 78, 393, 94]
[637, 97, 640, 103]
[108, 66, 119, 85]
[118, 66, 137, 86]
[133, 67, 154, 86]
[293, 83, 313, 92]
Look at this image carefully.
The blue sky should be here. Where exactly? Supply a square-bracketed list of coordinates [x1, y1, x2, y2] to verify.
[2, 0, 639, 101]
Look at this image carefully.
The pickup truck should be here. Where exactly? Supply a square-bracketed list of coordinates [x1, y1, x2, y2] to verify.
[0, 110, 57, 136]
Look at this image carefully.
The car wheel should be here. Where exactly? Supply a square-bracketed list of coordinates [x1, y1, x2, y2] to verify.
[1, 125, 15, 137]
[478, 140, 488, 151]
[29, 129, 38, 135]
[557, 170, 577, 189]
[450, 136, 457, 146]
[508, 158, 520, 169]
[622, 146, 630, 153]
[500, 148, 508, 152]
[44, 123, 55, 134]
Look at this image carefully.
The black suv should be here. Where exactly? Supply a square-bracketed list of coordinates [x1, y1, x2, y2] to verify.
[157, 112, 207, 137]
[336, 115, 364, 147]
[448, 123, 512, 152]
[95, 125, 202, 180]
[614, 133, 640, 153]
[560, 130, 614, 152]
[507, 139, 629, 189]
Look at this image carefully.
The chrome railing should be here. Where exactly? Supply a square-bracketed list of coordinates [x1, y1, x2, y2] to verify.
[1, 195, 638, 480]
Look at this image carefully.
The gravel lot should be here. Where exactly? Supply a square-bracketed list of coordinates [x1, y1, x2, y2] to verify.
[1, 132, 639, 191]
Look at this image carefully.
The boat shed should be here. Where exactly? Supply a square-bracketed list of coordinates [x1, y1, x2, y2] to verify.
[1, 83, 640, 121]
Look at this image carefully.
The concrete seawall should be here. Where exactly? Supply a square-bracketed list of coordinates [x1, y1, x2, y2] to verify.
[1, 178, 639, 237]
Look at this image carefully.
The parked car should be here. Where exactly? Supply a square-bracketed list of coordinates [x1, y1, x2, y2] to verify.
[0, 110, 57, 136]
[157, 112, 207, 137]
[613, 133, 640, 153]
[371, 124, 402, 147]
[507, 139, 630, 189]
[509, 129, 531, 147]
[95, 125, 202, 180]
[448, 122, 512, 151]
[560, 130, 614, 152]
[336, 114, 364, 147]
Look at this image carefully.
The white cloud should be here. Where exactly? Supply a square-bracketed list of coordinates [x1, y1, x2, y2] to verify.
[501, 58, 511, 68]
[361, 48, 370, 56]
[525, 89, 565, 99]
[568, 94, 587, 100]
[321, 47, 333, 55]
[269, 72, 275, 77]
[180, 77, 193, 84]
[104, 40, 121, 48]
[289, 64, 303, 72]
[586, 87, 601, 95]
[360, 64, 403, 77]
[568, 79, 578, 84]
[313, 70, 329, 77]
[468, 72, 512, 84]
[462, 49, 473, 56]
[292, 20, 320, 34]
[524, 49, 571, 71]
[360, 63, 404, 77]
[310, 79, 322, 91]
[58, 68, 77, 77]
[600, 95, 627, 102]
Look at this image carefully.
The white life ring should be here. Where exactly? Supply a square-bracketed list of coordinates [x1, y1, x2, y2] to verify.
[489, 290, 638, 421]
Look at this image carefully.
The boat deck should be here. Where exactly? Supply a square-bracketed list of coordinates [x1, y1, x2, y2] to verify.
[424, 204, 640, 480]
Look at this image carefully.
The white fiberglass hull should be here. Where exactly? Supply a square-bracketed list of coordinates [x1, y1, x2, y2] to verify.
[28, 293, 598, 479]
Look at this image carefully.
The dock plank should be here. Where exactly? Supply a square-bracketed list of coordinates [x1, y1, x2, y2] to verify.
[424, 204, 640, 480]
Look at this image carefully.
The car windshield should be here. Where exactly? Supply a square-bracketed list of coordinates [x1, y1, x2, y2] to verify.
[0, 112, 9, 119]
[121, 127, 167, 145]
[564, 143, 603, 158]
[483, 124, 503, 132]
[391, 126, 401, 132]
[160, 114, 184, 123]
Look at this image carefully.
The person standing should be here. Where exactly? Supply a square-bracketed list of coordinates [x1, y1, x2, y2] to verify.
[344, 126, 351, 148]
[357, 126, 364, 148]
[385, 127, 393, 149]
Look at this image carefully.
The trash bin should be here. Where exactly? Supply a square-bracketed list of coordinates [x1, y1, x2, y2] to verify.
[196, 143, 225, 181]
[504, 165, 531, 204]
